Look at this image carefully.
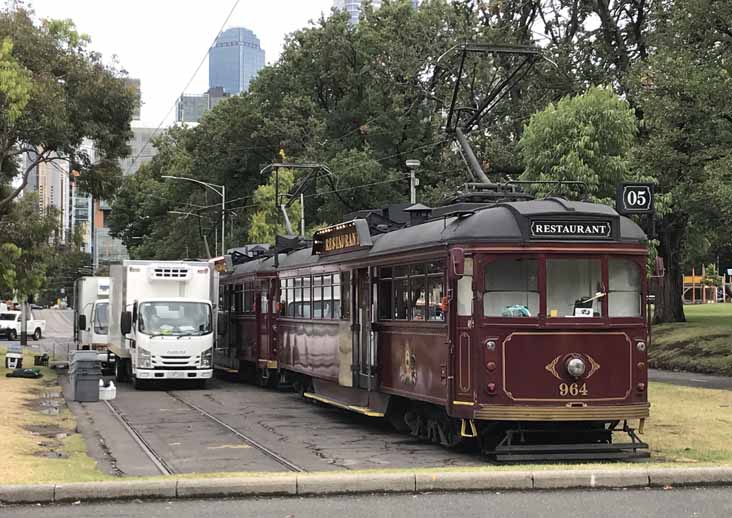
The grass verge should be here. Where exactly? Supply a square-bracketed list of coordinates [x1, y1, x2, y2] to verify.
[651, 304, 732, 375]
[0, 346, 111, 485]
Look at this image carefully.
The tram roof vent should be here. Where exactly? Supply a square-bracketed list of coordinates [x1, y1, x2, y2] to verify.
[404, 203, 433, 226]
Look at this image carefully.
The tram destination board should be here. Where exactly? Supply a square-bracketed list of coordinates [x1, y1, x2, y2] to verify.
[616, 182, 654, 214]
[312, 219, 373, 256]
[530, 220, 613, 240]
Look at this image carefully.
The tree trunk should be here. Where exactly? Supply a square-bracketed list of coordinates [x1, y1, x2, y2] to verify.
[653, 215, 687, 324]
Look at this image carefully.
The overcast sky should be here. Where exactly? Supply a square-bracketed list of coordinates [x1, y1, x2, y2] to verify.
[27, 0, 334, 127]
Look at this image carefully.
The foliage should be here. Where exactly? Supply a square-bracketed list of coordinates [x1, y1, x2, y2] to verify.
[519, 86, 637, 202]
[0, 4, 136, 209]
[247, 169, 303, 244]
[0, 196, 57, 299]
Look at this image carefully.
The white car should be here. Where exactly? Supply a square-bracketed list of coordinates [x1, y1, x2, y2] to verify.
[0, 310, 46, 341]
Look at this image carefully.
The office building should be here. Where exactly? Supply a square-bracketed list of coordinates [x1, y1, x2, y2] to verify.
[118, 127, 158, 176]
[209, 27, 265, 94]
[333, 0, 418, 24]
[176, 94, 209, 123]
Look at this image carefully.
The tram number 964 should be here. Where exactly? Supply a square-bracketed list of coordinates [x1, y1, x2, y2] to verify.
[559, 382, 588, 397]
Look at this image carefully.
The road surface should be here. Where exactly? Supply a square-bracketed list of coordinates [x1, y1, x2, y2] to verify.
[2, 487, 731, 517]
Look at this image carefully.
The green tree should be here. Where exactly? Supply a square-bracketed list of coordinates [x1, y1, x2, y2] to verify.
[0, 195, 57, 300]
[519, 86, 638, 201]
[248, 169, 303, 244]
[0, 5, 136, 209]
[630, 0, 732, 323]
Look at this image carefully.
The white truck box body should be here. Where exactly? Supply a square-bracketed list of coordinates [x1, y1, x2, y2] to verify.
[75, 276, 110, 347]
[109, 260, 214, 382]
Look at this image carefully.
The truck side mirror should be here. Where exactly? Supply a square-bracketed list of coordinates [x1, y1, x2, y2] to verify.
[450, 248, 465, 277]
[121, 311, 132, 334]
[654, 257, 665, 277]
[77, 314, 87, 331]
[217, 312, 228, 335]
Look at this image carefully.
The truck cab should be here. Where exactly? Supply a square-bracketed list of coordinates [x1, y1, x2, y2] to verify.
[110, 261, 215, 388]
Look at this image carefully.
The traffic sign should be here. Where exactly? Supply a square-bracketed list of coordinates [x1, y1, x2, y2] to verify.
[616, 183, 654, 214]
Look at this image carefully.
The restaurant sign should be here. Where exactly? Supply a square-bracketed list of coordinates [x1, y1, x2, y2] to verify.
[312, 219, 373, 255]
[530, 220, 613, 240]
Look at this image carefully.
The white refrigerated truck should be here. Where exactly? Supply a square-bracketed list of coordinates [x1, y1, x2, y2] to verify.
[109, 260, 215, 389]
[74, 276, 113, 369]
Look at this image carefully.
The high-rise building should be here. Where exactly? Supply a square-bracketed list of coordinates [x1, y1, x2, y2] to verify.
[209, 27, 265, 94]
[174, 88, 230, 123]
[23, 151, 70, 243]
[118, 127, 159, 176]
[333, 0, 418, 24]
[124, 78, 142, 121]
[176, 94, 209, 123]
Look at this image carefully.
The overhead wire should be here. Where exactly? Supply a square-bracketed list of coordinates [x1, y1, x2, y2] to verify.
[122, 0, 242, 177]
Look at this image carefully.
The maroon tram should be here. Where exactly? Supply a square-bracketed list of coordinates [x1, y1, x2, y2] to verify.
[216, 197, 651, 460]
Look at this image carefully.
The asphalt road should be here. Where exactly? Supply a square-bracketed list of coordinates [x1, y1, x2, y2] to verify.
[3, 487, 731, 518]
[8, 308, 76, 362]
[649, 368, 732, 391]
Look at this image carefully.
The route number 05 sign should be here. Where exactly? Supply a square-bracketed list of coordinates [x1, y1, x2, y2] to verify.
[616, 183, 654, 215]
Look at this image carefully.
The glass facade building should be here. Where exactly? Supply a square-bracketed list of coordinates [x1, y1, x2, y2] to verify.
[209, 27, 265, 94]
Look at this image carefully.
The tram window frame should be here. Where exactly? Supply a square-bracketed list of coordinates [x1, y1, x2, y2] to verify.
[233, 284, 243, 313]
[483, 257, 540, 318]
[339, 271, 350, 320]
[378, 261, 445, 322]
[546, 257, 603, 318]
[608, 258, 643, 318]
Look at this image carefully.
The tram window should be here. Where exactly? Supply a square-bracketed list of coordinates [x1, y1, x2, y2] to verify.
[608, 259, 642, 317]
[484, 259, 539, 317]
[324, 274, 334, 319]
[457, 257, 473, 316]
[339, 272, 350, 319]
[411, 266, 427, 320]
[312, 276, 323, 319]
[302, 276, 311, 318]
[546, 259, 603, 317]
[285, 278, 295, 317]
[234, 284, 243, 313]
[394, 277, 409, 320]
[378, 267, 393, 320]
[427, 275, 445, 321]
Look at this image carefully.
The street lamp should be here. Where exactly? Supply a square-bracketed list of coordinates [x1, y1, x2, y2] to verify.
[405, 160, 421, 204]
[162, 176, 225, 256]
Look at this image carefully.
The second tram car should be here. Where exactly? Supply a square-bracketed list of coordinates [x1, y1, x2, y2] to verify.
[216, 197, 650, 460]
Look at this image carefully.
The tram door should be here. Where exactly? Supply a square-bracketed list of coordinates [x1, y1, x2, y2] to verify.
[256, 280, 269, 362]
[354, 268, 376, 390]
[453, 256, 475, 403]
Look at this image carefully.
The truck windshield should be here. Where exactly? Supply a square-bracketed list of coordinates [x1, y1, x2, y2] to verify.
[0, 313, 17, 321]
[138, 302, 211, 336]
[94, 302, 109, 334]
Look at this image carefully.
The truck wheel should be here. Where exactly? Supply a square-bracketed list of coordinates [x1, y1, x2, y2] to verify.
[9, 329, 17, 341]
[33, 328, 42, 341]
[132, 376, 147, 390]
[115, 358, 129, 383]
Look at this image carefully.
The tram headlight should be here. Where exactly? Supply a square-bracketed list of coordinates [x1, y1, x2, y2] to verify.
[566, 357, 586, 378]
[636, 341, 646, 352]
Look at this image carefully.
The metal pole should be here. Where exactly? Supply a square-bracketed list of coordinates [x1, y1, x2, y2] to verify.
[20, 300, 28, 346]
[300, 193, 305, 237]
[274, 167, 279, 268]
[409, 170, 416, 204]
[221, 184, 225, 255]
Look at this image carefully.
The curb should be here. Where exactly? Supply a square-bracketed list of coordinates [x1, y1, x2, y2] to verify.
[2, 467, 732, 505]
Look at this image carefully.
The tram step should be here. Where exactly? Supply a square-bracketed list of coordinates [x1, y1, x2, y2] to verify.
[493, 441, 650, 462]
[303, 392, 385, 417]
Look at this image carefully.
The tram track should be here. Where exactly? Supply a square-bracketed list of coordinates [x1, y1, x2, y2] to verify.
[167, 392, 306, 473]
[103, 400, 176, 476]
[104, 389, 306, 475]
